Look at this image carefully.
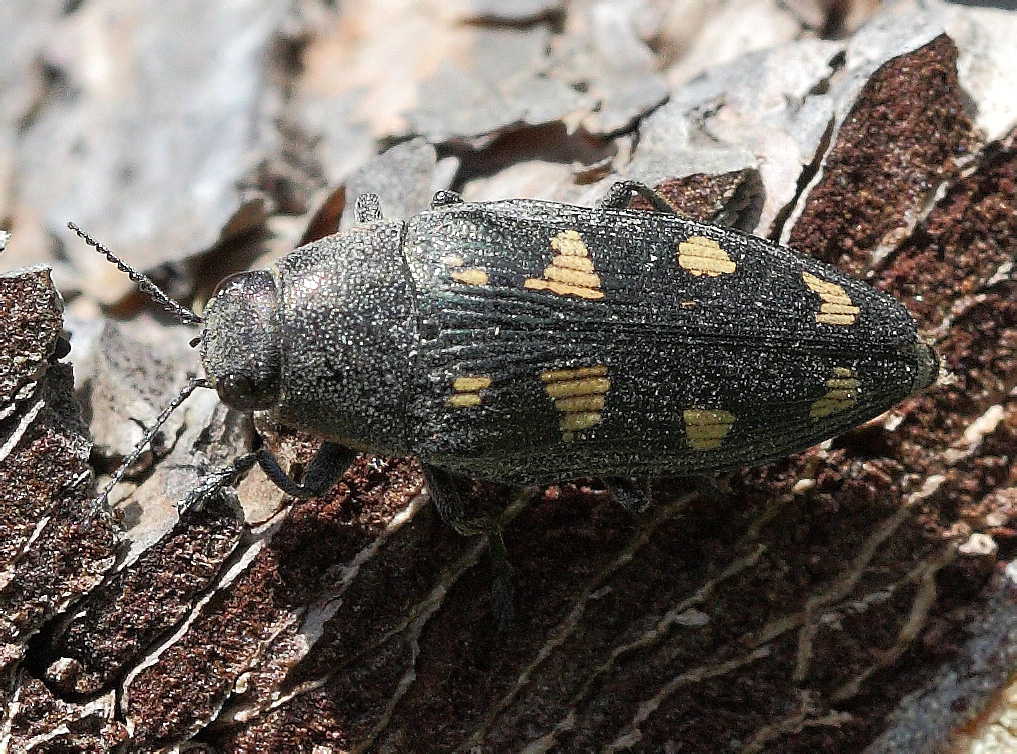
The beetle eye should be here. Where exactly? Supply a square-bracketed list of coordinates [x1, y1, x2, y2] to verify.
[216, 373, 259, 411]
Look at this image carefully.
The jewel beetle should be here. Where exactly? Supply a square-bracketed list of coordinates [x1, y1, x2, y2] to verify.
[75, 180, 939, 620]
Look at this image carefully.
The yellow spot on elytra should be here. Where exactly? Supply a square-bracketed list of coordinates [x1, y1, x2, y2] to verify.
[523, 279, 603, 299]
[453, 376, 492, 392]
[540, 365, 610, 442]
[684, 408, 735, 450]
[551, 255, 594, 272]
[524, 229, 604, 300]
[446, 393, 482, 408]
[540, 365, 608, 382]
[443, 253, 488, 286]
[559, 412, 602, 433]
[810, 366, 861, 418]
[542, 376, 611, 399]
[552, 229, 588, 256]
[677, 236, 737, 277]
[541, 265, 600, 289]
[446, 374, 492, 409]
[451, 269, 488, 286]
[802, 272, 860, 326]
[553, 395, 606, 413]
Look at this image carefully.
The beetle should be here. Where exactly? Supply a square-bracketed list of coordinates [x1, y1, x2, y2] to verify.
[75, 180, 939, 622]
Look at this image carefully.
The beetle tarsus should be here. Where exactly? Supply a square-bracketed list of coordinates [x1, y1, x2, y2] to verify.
[179, 441, 355, 515]
[430, 190, 464, 209]
[423, 464, 515, 628]
[178, 453, 258, 515]
[598, 181, 676, 214]
[354, 193, 383, 223]
[606, 477, 652, 513]
[422, 464, 469, 534]
[691, 475, 727, 505]
[487, 525, 515, 632]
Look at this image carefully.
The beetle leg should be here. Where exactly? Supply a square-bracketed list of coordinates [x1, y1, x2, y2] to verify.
[259, 441, 357, 499]
[606, 476, 652, 513]
[486, 525, 515, 632]
[178, 441, 355, 514]
[421, 464, 470, 533]
[598, 181, 676, 214]
[691, 475, 726, 504]
[430, 190, 464, 209]
[423, 464, 515, 630]
[354, 193, 383, 223]
[178, 454, 258, 514]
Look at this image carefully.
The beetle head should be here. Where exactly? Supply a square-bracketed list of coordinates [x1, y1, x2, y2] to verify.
[200, 269, 282, 412]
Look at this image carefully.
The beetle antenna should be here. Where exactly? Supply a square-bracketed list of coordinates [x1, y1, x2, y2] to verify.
[67, 222, 204, 325]
[93, 377, 210, 515]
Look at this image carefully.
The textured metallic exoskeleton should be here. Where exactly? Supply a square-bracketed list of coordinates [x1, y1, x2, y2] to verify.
[76, 182, 938, 625]
[199, 188, 938, 486]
